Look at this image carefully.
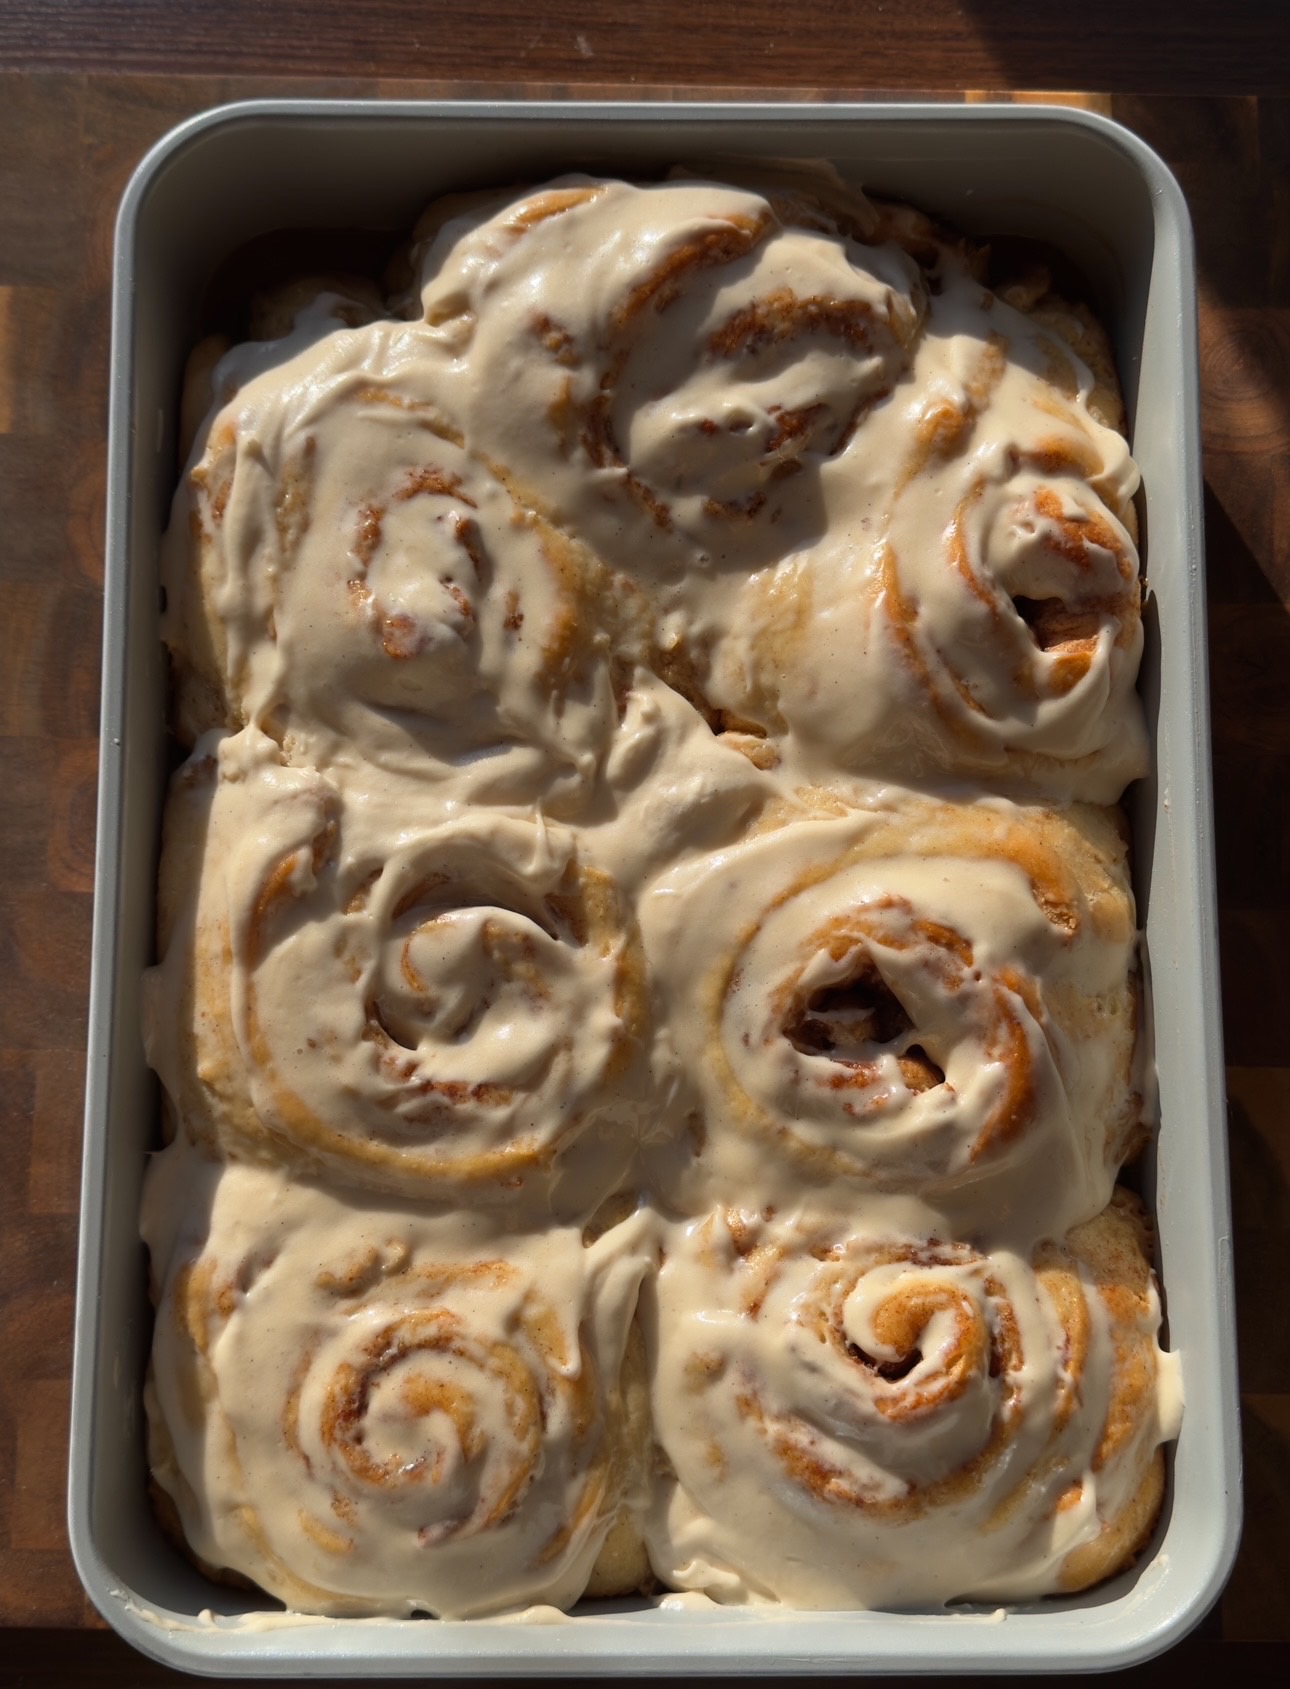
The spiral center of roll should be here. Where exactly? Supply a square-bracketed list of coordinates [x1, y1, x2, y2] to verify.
[374, 902, 563, 1085]
[610, 229, 919, 547]
[1009, 595, 1096, 655]
[989, 482, 1133, 685]
[784, 958, 945, 1092]
[839, 1275, 986, 1417]
[324, 1314, 542, 1541]
[351, 491, 486, 667]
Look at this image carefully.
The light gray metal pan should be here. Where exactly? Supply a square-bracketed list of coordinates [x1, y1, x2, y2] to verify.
[71, 98, 1239, 1676]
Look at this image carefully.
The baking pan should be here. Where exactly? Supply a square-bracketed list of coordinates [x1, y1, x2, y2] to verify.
[70, 98, 1240, 1676]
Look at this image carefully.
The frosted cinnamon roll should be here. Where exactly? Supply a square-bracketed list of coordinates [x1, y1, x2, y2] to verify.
[642, 794, 1142, 1235]
[411, 170, 926, 588]
[145, 731, 649, 1201]
[712, 255, 1146, 803]
[644, 1192, 1179, 1608]
[163, 304, 623, 803]
[870, 297, 1144, 798]
[142, 1144, 653, 1618]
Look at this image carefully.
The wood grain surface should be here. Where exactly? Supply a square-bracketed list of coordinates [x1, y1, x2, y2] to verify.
[0, 4, 1288, 1679]
[1, 1, 1290, 96]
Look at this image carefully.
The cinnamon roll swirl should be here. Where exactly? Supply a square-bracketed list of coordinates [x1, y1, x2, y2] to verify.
[644, 1192, 1178, 1607]
[145, 732, 648, 1199]
[712, 258, 1146, 803]
[163, 303, 623, 802]
[643, 794, 1142, 1233]
[411, 170, 926, 589]
[142, 1143, 652, 1618]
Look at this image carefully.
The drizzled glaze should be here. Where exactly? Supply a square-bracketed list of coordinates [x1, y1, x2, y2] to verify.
[145, 165, 1177, 1619]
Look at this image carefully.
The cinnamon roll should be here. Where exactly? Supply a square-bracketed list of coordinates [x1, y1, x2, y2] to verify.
[142, 1142, 652, 1618]
[642, 794, 1142, 1234]
[145, 731, 649, 1200]
[708, 262, 1147, 804]
[163, 302, 625, 802]
[411, 169, 926, 591]
[644, 1191, 1179, 1607]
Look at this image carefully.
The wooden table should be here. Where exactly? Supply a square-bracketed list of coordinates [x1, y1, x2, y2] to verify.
[1, 2, 1288, 1681]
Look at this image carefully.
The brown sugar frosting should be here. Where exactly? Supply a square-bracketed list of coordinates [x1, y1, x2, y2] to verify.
[141, 1142, 653, 1619]
[144, 727, 652, 1205]
[636, 790, 1145, 1241]
[642, 1191, 1179, 1609]
[144, 163, 1176, 1619]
